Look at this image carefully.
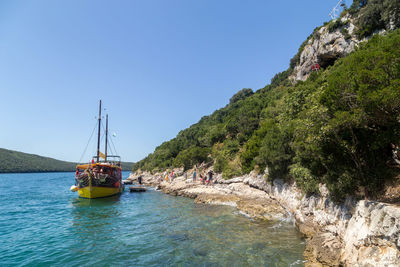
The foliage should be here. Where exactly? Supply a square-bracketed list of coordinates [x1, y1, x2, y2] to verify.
[173, 146, 210, 171]
[134, 24, 400, 201]
[289, 163, 319, 195]
[255, 119, 294, 181]
[348, 0, 368, 15]
[0, 148, 77, 173]
[342, 28, 351, 39]
[326, 19, 348, 33]
[354, 0, 400, 39]
[270, 69, 291, 88]
[289, 31, 400, 200]
[120, 162, 135, 171]
[240, 122, 269, 173]
[212, 139, 242, 178]
[229, 88, 254, 104]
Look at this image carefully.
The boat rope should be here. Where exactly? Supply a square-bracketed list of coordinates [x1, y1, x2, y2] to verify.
[109, 132, 118, 157]
[101, 121, 119, 157]
[110, 136, 118, 157]
[78, 121, 98, 163]
[106, 125, 119, 157]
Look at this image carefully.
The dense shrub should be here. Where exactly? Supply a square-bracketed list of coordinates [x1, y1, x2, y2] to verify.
[173, 146, 211, 171]
[327, 19, 348, 33]
[229, 88, 254, 104]
[133, 16, 400, 201]
[354, 0, 400, 39]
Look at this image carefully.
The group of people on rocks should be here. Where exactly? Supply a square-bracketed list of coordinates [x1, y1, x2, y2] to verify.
[191, 168, 214, 185]
[160, 169, 176, 183]
[158, 164, 214, 186]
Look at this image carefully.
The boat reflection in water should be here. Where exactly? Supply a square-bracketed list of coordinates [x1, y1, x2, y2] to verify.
[69, 196, 123, 251]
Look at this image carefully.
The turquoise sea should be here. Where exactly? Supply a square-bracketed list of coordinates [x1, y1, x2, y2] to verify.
[0, 172, 305, 266]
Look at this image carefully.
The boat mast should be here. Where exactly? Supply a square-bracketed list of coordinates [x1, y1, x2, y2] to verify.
[96, 100, 102, 163]
[105, 114, 108, 162]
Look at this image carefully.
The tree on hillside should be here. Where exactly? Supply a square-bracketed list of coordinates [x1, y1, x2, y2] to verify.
[229, 88, 253, 104]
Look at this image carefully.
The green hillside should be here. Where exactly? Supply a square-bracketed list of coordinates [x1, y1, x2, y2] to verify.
[0, 148, 77, 173]
[0, 148, 133, 173]
[133, 0, 400, 201]
[120, 162, 134, 172]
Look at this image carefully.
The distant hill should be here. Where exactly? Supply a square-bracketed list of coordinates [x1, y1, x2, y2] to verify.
[0, 148, 133, 173]
[120, 162, 134, 172]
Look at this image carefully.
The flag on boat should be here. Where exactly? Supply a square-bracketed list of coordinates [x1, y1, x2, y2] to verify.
[99, 151, 106, 160]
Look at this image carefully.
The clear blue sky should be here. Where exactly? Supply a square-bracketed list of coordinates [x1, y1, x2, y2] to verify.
[0, 0, 343, 162]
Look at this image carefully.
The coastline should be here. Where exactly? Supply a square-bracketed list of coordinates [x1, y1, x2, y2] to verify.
[128, 171, 400, 266]
[0, 170, 76, 174]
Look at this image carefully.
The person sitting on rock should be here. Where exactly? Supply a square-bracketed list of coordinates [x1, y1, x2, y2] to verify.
[200, 172, 205, 185]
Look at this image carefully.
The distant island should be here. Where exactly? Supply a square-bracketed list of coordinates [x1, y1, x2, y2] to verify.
[0, 148, 133, 173]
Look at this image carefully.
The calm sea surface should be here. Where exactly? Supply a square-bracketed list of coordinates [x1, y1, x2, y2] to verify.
[0, 172, 305, 266]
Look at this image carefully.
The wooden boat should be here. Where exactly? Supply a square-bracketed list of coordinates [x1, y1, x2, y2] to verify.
[71, 100, 124, 198]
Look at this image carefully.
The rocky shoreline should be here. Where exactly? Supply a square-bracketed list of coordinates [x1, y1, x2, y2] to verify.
[127, 171, 400, 266]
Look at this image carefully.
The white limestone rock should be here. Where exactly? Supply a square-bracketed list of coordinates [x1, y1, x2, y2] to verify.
[341, 201, 400, 266]
[290, 18, 359, 82]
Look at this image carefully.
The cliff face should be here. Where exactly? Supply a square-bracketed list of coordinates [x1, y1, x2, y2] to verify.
[290, 2, 400, 82]
[290, 15, 360, 81]
[244, 176, 400, 266]
[342, 201, 400, 265]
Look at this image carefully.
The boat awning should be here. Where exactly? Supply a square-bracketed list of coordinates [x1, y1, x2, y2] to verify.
[76, 163, 121, 170]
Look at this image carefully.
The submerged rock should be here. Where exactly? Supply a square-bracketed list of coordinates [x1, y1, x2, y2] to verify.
[128, 171, 400, 266]
[194, 194, 240, 207]
[236, 198, 286, 221]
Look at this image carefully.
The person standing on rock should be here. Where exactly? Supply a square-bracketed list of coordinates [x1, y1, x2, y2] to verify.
[163, 170, 167, 181]
[192, 169, 197, 183]
[164, 170, 169, 182]
[207, 170, 213, 185]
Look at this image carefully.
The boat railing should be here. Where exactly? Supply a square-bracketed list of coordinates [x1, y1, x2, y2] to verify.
[91, 155, 121, 166]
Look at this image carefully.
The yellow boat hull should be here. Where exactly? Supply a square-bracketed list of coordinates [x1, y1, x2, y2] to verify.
[78, 186, 123, 199]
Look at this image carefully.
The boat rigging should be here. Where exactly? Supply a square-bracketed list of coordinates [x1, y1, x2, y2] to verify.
[70, 100, 124, 198]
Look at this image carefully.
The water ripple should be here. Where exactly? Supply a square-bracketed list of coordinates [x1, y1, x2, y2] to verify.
[0, 172, 305, 266]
